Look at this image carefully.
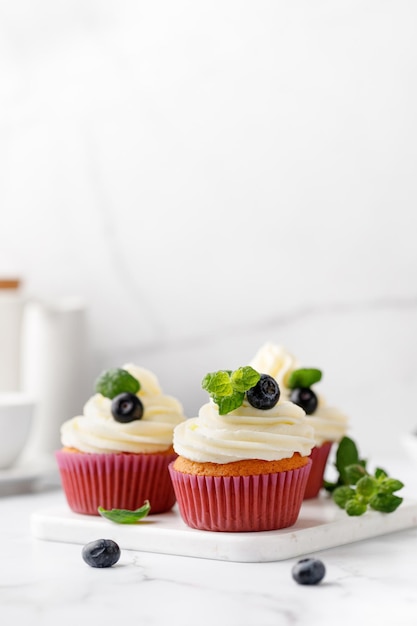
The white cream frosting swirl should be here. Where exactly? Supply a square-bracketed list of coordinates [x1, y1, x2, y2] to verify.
[249, 343, 300, 397]
[173, 398, 315, 464]
[306, 402, 349, 446]
[60, 364, 186, 454]
[250, 342, 349, 445]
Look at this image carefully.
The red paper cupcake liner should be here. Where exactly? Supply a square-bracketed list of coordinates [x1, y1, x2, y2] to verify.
[303, 441, 333, 499]
[55, 450, 177, 515]
[168, 459, 312, 532]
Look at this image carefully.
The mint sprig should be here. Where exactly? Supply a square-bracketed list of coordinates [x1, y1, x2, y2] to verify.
[324, 437, 404, 516]
[95, 368, 140, 399]
[202, 366, 260, 415]
[98, 500, 151, 524]
[288, 368, 322, 389]
[323, 436, 367, 492]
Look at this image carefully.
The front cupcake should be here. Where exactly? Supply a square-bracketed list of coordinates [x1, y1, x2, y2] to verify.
[250, 343, 349, 498]
[56, 364, 186, 515]
[169, 366, 315, 532]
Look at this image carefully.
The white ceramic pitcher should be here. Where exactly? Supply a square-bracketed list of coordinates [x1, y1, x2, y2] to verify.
[0, 279, 25, 392]
[19, 298, 92, 462]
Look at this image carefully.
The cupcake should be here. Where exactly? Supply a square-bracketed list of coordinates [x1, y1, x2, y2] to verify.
[56, 364, 186, 515]
[169, 366, 315, 532]
[250, 343, 349, 499]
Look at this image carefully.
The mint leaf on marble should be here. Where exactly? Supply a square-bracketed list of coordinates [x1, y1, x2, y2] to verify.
[332, 486, 356, 509]
[324, 436, 367, 492]
[355, 475, 378, 499]
[95, 368, 140, 399]
[345, 499, 368, 516]
[328, 437, 404, 516]
[98, 500, 151, 524]
[375, 467, 388, 480]
[369, 493, 403, 513]
[201, 366, 261, 415]
[287, 368, 322, 389]
[336, 436, 361, 473]
[379, 478, 404, 493]
[343, 463, 368, 485]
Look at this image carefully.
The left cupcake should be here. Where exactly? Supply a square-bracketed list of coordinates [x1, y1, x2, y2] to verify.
[56, 364, 186, 515]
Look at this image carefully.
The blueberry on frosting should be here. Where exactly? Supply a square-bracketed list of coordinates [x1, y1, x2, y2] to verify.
[246, 374, 280, 410]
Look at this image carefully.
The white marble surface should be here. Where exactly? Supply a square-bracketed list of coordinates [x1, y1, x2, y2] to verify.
[1, 6, 417, 621]
[1, 453, 417, 625]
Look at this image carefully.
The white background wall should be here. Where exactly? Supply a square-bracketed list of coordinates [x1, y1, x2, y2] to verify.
[1, 1, 416, 456]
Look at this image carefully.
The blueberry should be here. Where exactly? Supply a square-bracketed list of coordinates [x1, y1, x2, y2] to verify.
[82, 539, 121, 568]
[292, 558, 326, 585]
[111, 392, 144, 423]
[246, 374, 280, 410]
[290, 387, 318, 415]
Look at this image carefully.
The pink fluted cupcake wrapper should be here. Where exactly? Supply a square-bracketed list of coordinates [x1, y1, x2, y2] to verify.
[169, 459, 312, 532]
[303, 441, 333, 499]
[55, 450, 177, 515]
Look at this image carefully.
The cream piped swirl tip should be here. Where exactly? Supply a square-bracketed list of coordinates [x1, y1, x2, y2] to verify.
[173, 399, 315, 463]
[173, 365, 316, 464]
[60, 364, 186, 454]
[249, 343, 349, 445]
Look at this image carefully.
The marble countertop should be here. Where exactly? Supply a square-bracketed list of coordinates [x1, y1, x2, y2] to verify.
[1, 455, 417, 626]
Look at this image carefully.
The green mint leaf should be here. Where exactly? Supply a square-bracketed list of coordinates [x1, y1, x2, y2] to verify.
[326, 437, 405, 517]
[323, 478, 338, 493]
[344, 464, 368, 485]
[202, 371, 233, 397]
[375, 467, 388, 480]
[201, 371, 216, 390]
[333, 486, 356, 509]
[355, 475, 378, 499]
[345, 498, 368, 516]
[287, 368, 322, 389]
[378, 478, 404, 494]
[324, 437, 368, 493]
[98, 500, 151, 524]
[202, 366, 261, 414]
[231, 366, 260, 393]
[335, 437, 361, 483]
[215, 392, 245, 415]
[369, 493, 403, 513]
[95, 368, 140, 399]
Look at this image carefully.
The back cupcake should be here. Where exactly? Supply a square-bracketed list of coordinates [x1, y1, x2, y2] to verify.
[250, 343, 349, 498]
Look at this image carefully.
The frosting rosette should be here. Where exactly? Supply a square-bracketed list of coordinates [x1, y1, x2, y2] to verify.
[249, 342, 348, 445]
[173, 398, 315, 464]
[304, 401, 348, 446]
[249, 343, 299, 399]
[60, 364, 186, 454]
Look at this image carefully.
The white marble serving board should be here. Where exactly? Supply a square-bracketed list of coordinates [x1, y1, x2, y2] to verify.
[30, 497, 417, 563]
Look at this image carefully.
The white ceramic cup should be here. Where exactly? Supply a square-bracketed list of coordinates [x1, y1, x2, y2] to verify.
[0, 393, 35, 470]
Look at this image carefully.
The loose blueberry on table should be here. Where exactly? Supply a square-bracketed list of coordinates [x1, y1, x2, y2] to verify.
[82, 539, 121, 568]
[291, 558, 326, 585]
